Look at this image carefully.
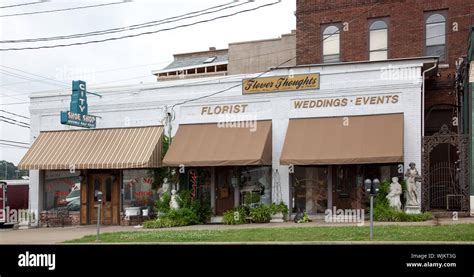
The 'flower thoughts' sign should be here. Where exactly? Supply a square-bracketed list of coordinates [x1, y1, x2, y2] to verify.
[242, 73, 320, 94]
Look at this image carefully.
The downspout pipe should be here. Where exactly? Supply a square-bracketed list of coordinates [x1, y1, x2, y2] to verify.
[422, 60, 438, 138]
[420, 59, 438, 211]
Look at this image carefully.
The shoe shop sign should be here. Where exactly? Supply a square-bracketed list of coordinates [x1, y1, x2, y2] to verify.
[60, 80, 97, 128]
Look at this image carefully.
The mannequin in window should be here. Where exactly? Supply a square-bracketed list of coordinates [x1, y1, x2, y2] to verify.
[259, 169, 272, 205]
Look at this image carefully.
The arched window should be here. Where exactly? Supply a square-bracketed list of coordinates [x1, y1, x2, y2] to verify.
[322, 25, 340, 63]
[369, 20, 388, 61]
[425, 13, 446, 61]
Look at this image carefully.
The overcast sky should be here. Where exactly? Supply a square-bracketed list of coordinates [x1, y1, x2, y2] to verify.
[0, 0, 296, 165]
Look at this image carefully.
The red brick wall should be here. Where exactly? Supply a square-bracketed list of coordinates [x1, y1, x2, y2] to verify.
[40, 211, 80, 227]
[296, 0, 474, 108]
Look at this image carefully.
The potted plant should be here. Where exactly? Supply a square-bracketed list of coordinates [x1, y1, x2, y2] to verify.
[270, 201, 288, 223]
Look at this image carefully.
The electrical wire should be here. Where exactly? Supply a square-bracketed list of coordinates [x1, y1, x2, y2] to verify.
[0, 115, 30, 126]
[0, 59, 173, 88]
[0, 65, 69, 87]
[0, 44, 297, 93]
[0, 1, 128, 18]
[0, 69, 68, 89]
[0, 139, 29, 145]
[170, 1, 381, 108]
[0, 1, 281, 51]
[0, 1, 45, 9]
[0, 118, 30, 128]
[0, 1, 246, 43]
[3, 3, 466, 106]
[0, 142, 29, 149]
[0, 109, 29, 120]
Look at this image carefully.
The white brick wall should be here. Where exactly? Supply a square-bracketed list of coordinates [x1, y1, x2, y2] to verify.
[27, 58, 431, 214]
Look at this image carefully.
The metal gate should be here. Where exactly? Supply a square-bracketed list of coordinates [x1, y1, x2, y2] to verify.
[429, 162, 458, 209]
[422, 125, 469, 211]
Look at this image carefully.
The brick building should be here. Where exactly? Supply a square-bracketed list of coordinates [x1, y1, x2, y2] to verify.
[152, 31, 296, 81]
[296, 0, 474, 212]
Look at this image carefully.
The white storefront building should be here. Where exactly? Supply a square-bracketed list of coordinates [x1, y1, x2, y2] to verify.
[20, 57, 435, 226]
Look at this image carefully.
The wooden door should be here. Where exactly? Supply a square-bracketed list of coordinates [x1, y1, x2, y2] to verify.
[332, 165, 356, 210]
[215, 167, 234, 215]
[89, 174, 119, 225]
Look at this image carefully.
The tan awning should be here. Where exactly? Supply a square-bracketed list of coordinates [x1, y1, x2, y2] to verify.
[280, 113, 404, 165]
[18, 126, 164, 170]
[163, 121, 272, 166]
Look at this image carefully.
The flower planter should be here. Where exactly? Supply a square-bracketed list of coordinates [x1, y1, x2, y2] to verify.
[270, 212, 284, 223]
[125, 207, 141, 217]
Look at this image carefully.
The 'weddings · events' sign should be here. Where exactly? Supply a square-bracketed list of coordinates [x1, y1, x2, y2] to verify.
[242, 73, 320, 94]
[60, 80, 97, 128]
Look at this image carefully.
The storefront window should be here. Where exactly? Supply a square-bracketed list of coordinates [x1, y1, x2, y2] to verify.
[182, 168, 212, 205]
[44, 171, 81, 211]
[292, 166, 328, 214]
[122, 170, 156, 209]
[292, 164, 401, 213]
[239, 166, 272, 205]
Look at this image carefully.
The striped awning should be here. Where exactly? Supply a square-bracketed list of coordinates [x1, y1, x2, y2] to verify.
[18, 126, 164, 170]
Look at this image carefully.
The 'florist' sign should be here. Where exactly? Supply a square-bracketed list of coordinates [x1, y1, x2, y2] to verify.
[242, 73, 320, 94]
[60, 80, 97, 128]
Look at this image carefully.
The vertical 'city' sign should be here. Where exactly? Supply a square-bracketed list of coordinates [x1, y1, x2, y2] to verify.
[60, 80, 97, 128]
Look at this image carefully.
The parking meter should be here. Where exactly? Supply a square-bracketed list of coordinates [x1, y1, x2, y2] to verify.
[364, 178, 380, 240]
[97, 191, 103, 203]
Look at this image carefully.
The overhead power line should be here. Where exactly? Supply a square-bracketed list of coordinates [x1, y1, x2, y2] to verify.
[0, 1, 247, 43]
[0, 139, 29, 145]
[0, 115, 30, 126]
[0, 1, 281, 51]
[0, 1, 129, 18]
[0, 24, 455, 106]
[0, 1, 45, 9]
[171, 1, 381, 108]
[0, 65, 68, 87]
[0, 118, 30, 128]
[0, 109, 29, 120]
[0, 142, 29, 149]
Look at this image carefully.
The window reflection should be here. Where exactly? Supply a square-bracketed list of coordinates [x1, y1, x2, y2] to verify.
[44, 171, 81, 211]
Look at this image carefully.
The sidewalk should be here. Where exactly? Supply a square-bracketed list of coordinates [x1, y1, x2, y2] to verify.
[0, 217, 473, 244]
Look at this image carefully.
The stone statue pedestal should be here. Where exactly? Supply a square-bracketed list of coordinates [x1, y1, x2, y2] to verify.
[270, 212, 284, 223]
[405, 205, 421, 214]
[18, 221, 31, 230]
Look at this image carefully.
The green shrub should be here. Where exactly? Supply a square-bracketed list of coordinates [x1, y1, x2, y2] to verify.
[250, 204, 272, 223]
[191, 198, 212, 223]
[147, 189, 212, 229]
[372, 179, 432, 222]
[165, 208, 200, 225]
[223, 207, 248, 225]
[144, 207, 200, 228]
[296, 211, 310, 223]
[155, 192, 171, 214]
[270, 201, 289, 217]
[177, 190, 192, 209]
[244, 192, 261, 206]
